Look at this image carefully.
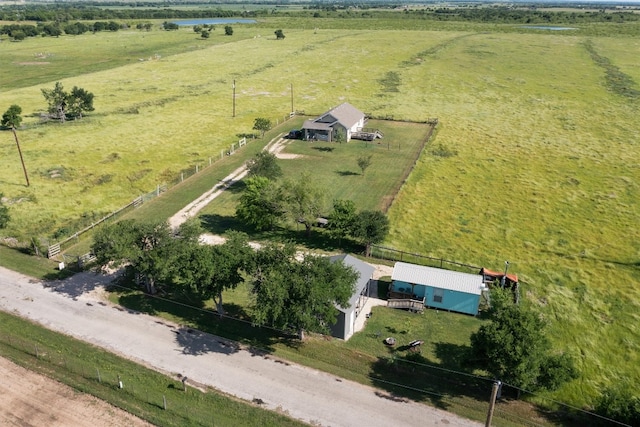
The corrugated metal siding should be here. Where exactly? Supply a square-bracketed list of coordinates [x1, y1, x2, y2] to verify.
[391, 262, 484, 295]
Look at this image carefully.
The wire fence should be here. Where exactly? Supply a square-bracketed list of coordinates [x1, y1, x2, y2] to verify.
[370, 244, 482, 274]
[0, 331, 224, 426]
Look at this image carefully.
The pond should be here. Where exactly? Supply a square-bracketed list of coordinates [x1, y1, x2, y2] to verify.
[171, 18, 257, 26]
[520, 25, 578, 31]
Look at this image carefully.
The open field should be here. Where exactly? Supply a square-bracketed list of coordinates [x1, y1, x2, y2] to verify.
[1, 16, 639, 414]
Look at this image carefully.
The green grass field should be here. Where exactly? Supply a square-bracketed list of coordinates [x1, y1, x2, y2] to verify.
[1, 16, 639, 415]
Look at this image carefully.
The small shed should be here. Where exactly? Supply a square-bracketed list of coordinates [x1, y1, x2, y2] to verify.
[391, 262, 486, 316]
[302, 103, 366, 142]
[329, 254, 374, 340]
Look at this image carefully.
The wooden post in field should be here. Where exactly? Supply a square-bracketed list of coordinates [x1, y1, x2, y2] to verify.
[485, 381, 500, 427]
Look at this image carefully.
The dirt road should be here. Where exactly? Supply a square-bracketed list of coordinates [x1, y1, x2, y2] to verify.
[0, 266, 481, 427]
[0, 356, 151, 427]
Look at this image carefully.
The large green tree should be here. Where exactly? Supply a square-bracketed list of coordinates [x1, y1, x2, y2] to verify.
[246, 151, 282, 181]
[328, 199, 357, 246]
[350, 210, 389, 256]
[92, 220, 188, 294]
[176, 231, 253, 315]
[1, 104, 29, 187]
[42, 82, 94, 122]
[469, 288, 577, 393]
[282, 172, 326, 237]
[250, 243, 358, 339]
[236, 176, 285, 231]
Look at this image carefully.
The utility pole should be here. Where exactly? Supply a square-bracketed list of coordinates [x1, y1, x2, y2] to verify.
[232, 79, 236, 118]
[11, 126, 29, 187]
[485, 381, 500, 427]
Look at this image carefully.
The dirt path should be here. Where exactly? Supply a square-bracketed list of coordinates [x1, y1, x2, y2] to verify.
[0, 357, 151, 427]
[168, 135, 289, 230]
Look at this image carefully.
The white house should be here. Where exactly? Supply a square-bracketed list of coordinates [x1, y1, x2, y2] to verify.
[302, 103, 366, 142]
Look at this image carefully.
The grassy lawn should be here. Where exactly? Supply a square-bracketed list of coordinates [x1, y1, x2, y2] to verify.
[1, 15, 639, 420]
[0, 310, 304, 427]
[197, 118, 432, 245]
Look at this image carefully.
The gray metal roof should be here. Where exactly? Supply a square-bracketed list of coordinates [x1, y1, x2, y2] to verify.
[330, 254, 374, 313]
[391, 262, 484, 295]
[302, 119, 332, 131]
[320, 103, 364, 129]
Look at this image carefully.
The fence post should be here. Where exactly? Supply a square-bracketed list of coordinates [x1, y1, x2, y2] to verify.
[209, 157, 212, 166]
[34, 344, 39, 358]
[97, 368, 101, 383]
[163, 395, 167, 410]
[196, 165, 199, 174]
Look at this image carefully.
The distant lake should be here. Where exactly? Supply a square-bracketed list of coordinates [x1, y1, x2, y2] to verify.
[520, 26, 577, 31]
[172, 18, 257, 26]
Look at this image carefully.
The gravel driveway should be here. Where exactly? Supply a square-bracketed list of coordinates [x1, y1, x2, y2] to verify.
[0, 266, 481, 427]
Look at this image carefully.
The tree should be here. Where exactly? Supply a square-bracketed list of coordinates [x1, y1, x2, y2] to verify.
[236, 176, 285, 231]
[11, 30, 25, 41]
[357, 154, 373, 176]
[200, 30, 210, 39]
[1, 105, 29, 187]
[250, 243, 358, 339]
[274, 29, 285, 39]
[41, 81, 68, 122]
[224, 25, 233, 36]
[162, 21, 179, 31]
[42, 82, 93, 121]
[67, 86, 94, 119]
[469, 288, 577, 392]
[327, 199, 356, 246]
[282, 172, 326, 237]
[350, 210, 389, 256]
[0, 194, 9, 229]
[246, 151, 282, 181]
[208, 231, 253, 315]
[252, 117, 272, 138]
[92, 220, 182, 294]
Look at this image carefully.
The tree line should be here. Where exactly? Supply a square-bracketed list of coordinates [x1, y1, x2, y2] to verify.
[1, 3, 637, 28]
[92, 220, 358, 341]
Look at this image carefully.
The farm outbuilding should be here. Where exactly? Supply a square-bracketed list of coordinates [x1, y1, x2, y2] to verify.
[302, 103, 366, 142]
[390, 262, 487, 316]
[328, 254, 374, 340]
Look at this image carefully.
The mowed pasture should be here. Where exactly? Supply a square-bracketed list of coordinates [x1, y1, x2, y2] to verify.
[1, 21, 639, 409]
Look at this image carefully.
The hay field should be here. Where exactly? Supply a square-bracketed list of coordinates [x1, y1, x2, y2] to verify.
[1, 23, 639, 407]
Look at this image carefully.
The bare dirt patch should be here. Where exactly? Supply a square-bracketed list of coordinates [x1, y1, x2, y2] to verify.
[0, 357, 152, 427]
